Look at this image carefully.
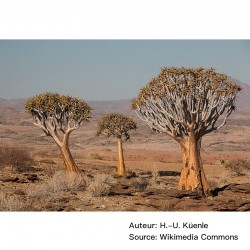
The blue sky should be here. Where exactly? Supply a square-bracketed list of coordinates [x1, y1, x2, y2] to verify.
[0, 40, 249, 100]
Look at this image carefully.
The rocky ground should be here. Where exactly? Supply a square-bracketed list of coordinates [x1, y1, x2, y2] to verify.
[0, 98, 250, 211]
[1, 159, 249, 211]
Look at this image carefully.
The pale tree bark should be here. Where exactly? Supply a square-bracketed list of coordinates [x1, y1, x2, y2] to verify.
[26, 93, 91, 175]
[96, 113, 136, 177]
[34, 116, 81, 174]
[54, 129, 81, 174]
[117, 137, 125, 176]
[178, 133, 211, 196]
[133, 67, 240, 197]
[59, 144, 81, 174]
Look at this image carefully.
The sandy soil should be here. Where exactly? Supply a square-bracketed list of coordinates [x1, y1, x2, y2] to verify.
[0, 114, 250, 211]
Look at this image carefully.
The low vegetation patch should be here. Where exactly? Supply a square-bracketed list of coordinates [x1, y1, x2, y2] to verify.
[0, 145, 33, 170]
[224, 159, 250, 176]
[28, 170, 86, 198]
[87, 174, 116, 197]
[208, 176, 228, 189]
[0, 193, 26, 211]
[131, 178, 150, 192]
[126, 169, 138, 179]
[129, 171, 166, 191]
[89, 153, 104, 160]
[148, 171, 166, 190]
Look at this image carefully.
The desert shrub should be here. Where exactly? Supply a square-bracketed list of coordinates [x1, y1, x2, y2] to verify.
[219, 159, 225, 164]
[126, 169, 138, 179]
[148, 171, 166, 190]
[0, 146, 33, 169]
[150, 170, 158, 183]
[90, 153, 103, 160]
[131, 178, 150, 192]
[208, 176, 228, 189]
[87, 174, 116, 197]
[28, 170, 86, 198]
[0, 193, 26, 211]
[88, 182, 110, 197]
[34, 149, 51, 157]
[42, 165, 57, 177]
[149, 181, 166, 190]
[224, 159, 250, 176]
[93, 174, 116, 184]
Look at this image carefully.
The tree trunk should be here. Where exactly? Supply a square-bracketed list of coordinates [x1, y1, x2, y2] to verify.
[59, 144, 81, 174]
[178, 134, 211, 196]
[117, 137, 125, 176]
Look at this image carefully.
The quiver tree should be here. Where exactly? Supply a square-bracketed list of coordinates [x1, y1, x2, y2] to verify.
[96, 113, 137, 176]
[25, 92, 91, 174]
[132, 67, 241, 196]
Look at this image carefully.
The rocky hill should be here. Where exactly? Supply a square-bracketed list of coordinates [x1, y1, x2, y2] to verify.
[0, 80, 249, 125]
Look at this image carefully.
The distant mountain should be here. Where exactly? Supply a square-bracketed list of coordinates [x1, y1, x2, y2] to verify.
[0, 98, 26, 112]
[89, 99, 133, 116]
[89, 81, 250, 113]
[231, 81, 250, 109]
[0, 80, 249, 124]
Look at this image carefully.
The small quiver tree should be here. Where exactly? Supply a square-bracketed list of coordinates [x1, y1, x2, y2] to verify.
[96, 113, 137, 176]
[25, 92, 91, 174]
[132, 67, 241, 196]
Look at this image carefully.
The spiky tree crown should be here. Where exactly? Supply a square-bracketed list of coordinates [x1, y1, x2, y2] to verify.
[132, 67, 241, 141]
[25, 92, 91, 123]
[25, 92, 91, 137]
[97, 113, 137, 140]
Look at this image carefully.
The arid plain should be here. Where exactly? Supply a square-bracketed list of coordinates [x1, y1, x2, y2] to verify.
[0, 82, 250, 211]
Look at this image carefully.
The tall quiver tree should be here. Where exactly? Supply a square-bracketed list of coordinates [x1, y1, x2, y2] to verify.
[97, 113, 137, 176]
[25, 92, 91, 174]
[132, 67, 241, 196]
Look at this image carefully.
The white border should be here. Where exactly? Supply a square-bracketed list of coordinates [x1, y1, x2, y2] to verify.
[0, 212, 248, 250]
[0, 1, 249, 249]
[0, 0, 249, 39]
